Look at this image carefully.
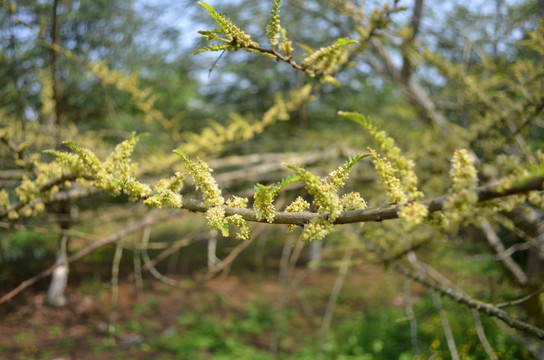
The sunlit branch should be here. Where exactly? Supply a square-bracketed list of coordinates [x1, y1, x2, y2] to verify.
[181, 175, 544, 226]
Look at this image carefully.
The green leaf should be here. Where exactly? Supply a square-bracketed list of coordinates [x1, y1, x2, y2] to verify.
[194, 44, 232, 55]
[197, 1, 214, 13]
[335, 38, 358, 46]
[345, 153, 371, 170]
[272, 173, 300, 195]
[172, 149, 188, 162]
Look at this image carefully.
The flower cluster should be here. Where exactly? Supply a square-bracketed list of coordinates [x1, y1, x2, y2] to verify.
[301, 38, 357, 76]
[143, 172, 185, 208]
[338, 111, 423, 201]
[173, 151, 259, 238]
[46, 134, 152, 204]
[253, 173, 300, 223]
[340, 192, 367, 211]
[278, 28, 293, 55]
[206, 206, 229, 236]
[0, 189, 9, 210]
[97, 133, 152, 200]
[197, 2, 259, 49]
[86, 61, 172, 133]
[445, 149, 479, 213]
[449, 149, 478, 192]
[286, 165, 343, 222]
[266, 0, 282, 46]
[368, 149, 407, 205]
[285, 196, 310, 232]
[226, 214, 251, 240]
[61, 141, 102, 175]
[302, 218, 333, 242]
[328, 154, 369, 191]
[226, 196, 249, 209]
[398, 202, 429, 229]
[174, 150, 224, 207]
[179, 87, 313, 158]
[253, 184, 276, 223]
[284, 156, 366, 241]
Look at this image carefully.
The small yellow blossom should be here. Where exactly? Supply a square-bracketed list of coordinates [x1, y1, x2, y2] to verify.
[341, 192, 367, 211]
[206, 206, 229, 236]
[254, 185, 276, 223]
[285, 196, 310, 232]
[398, 202, 429, 229]
[369, 148, 407, 205]
[226, 196, 248, 209]
[450, 149, 478, 192]
[227, 214, 251, 240]
[302, 218, 333, 242]
[0, 189, 9, 209]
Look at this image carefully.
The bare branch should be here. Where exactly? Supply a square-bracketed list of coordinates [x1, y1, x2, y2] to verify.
[0, 212, 180, 305]
[391, 258, 544, 340]
[430, 291, 460, 360]
[496, 288, 544, 309]
[401, 0, 424, 81]
[367, 38, 449, 129]
[472, 309, 498, 360]
[480, 220, 528, 285]
[320, 249, 352, 336]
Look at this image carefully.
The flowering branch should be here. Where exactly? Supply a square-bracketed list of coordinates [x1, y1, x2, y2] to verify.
[181, 174, 544, 226]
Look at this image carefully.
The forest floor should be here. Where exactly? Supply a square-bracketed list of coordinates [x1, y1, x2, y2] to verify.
[0, 264, 407, 360]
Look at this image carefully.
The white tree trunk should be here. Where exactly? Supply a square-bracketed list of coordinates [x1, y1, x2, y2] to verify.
[47, 253, 68, 307]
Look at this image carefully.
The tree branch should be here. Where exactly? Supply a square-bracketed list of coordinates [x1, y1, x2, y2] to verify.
[392, 258, 544, 340]
[480, 220, 528, 285]
[0, 174, 94, 220]
[199, 174, 544, 226]
[401, 0, 424, 81]
[0, 212, 180, 305]
[367, 38, 449, 130]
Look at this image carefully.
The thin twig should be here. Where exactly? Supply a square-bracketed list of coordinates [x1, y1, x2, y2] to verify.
[0, 221, 98, 242]
[404, 279, 420, 355]
[472, 309, 498, 360]
[270, 234, 296, 355]
[430, 291, 460, 360]
[141, 225, 187, 288]
[320, 249, 352, 337]
[132, 237, 144, 298]
[197, 225, 264, 284]
[495, 288, 544, 308]
[481, 220, 528, 285]
[141, 231, 199, 271]
[109, 235, 126, 337]
[208, 229, 218, 272]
